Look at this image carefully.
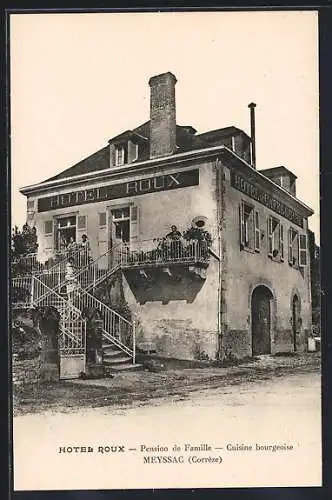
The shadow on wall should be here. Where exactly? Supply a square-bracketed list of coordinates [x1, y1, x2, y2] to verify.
[124, 267, 205, 304]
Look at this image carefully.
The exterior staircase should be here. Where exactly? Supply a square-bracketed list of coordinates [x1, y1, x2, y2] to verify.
[12, 245, 142, 376]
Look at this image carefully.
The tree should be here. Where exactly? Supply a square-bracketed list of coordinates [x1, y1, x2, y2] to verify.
[12, 224, 38, 259]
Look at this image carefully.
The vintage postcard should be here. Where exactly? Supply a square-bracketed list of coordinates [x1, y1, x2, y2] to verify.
[10, 10, 321, 491]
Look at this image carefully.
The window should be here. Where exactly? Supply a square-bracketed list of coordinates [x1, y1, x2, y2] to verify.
[240, 202, 260, 251]
[111, 206, 130, 244]
[115, 146, 126, 166]
[132, 143, 139, 162]
[268, 216, 284, 261]
[55, 216, 76, 251]
[231, 136, 236, 153]
[112, 207, 130, 220]
[299, 235, 307, 267]
[254, 210, 260, 251]
[288, 228, 299, 267]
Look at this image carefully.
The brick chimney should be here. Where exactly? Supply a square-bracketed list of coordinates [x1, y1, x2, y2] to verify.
[149, 72, 177, 159]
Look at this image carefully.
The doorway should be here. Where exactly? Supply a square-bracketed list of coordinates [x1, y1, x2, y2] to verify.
[55, 215, 76, 252]
[109, 206, 130, 266]
[251, 285, 273, 355]
[292, 295, 301, 352]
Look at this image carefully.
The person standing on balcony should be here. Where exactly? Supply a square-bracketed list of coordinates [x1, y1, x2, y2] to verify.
[165, 225, 184, 260]
[165, 225, 182, 240]
[67, 236, 77, 252]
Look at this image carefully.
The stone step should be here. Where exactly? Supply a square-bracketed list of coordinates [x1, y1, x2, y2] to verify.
[105, 363, 143, 372]
[102, 347, 124, 357]
[103, 355, 132, 365]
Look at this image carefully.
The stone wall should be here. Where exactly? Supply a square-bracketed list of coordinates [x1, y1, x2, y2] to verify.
[12, 355, 42, 385]
[12, 307, 60, 385]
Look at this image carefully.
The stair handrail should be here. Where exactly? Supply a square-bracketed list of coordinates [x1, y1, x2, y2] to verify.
[33, 276, 82, 318]
[102, 328, 133, 357]
[34, 243, 123, 303]
[76, 288, 134, 349]
[79, 288, 133, 325]
[13, 247, 81, 276]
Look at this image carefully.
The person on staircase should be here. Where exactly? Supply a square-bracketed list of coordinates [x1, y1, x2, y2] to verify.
[65, 257, 82, 306]
[80, 234, 91, 267]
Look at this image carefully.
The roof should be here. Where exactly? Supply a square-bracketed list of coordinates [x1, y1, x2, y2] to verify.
[40, 120, 251, 185]
[43, 146, 110, 183]
[259, 166, 298, 180]
[196, 126, 250, 142]
[42, 121, 218, 183]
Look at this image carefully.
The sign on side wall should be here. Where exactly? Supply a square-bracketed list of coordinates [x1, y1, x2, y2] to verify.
[231, 172, 304, 228]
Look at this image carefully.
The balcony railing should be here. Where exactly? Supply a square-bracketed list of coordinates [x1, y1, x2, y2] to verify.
[114, 238, 210, 269]
[12, 247, 92, 276]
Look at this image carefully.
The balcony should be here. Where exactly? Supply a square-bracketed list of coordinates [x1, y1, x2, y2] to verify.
[114, 238, 210, 277]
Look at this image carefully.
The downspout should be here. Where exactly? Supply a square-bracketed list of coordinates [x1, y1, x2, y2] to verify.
[215, 157, 223, 359]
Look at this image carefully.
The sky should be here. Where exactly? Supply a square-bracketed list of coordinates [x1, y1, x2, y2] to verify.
[10, 11, 319, 242]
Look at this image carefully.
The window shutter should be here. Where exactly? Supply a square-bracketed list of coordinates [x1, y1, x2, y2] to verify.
[99, 212, 106, 227]
[239, 203, 245, 248]
[299, 234, 307, 267]
[44, 220, 53, 235]
[44, 220, 53, 253]
[130, 205, 139, 243]
[280, 224, 284, 261]
[76, 215, 87, 243]
[288, 228, 293, 265]
[77, 216, 87, 230]
[268, 217, 273, 256]
[254, 210, 260, 251]
[27, 199, 35, 211]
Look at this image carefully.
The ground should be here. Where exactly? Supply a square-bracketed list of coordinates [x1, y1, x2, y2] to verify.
[12, 352, 322, 490]
[13, 351, 321, 416]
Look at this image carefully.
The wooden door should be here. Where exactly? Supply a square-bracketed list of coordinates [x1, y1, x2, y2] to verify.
[252, 286, 272, 355]
[292, 295, 301, 352]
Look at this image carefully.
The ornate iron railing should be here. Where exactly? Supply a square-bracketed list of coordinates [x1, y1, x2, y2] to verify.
[115, 238, 210, 268]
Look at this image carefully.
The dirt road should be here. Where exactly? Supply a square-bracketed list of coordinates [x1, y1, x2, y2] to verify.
[13, 368, 322, 490]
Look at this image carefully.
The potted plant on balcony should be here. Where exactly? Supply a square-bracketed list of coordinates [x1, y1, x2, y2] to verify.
[183, 226, 212, 250]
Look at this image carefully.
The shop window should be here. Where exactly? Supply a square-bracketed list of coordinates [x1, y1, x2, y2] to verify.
[268, 216, 284, 261]
[240, 202, 260, 251]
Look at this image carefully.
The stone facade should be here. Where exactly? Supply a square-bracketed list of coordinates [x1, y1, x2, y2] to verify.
[19, 72, 315, 362]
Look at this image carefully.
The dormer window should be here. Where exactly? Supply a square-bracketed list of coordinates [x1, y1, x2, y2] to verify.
[115, 145, 126, 166]
[132, 143, 139, 162]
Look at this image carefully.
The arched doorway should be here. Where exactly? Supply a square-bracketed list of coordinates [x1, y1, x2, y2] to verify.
[292, 295, 301, 352]
[251, 286, 273, 355]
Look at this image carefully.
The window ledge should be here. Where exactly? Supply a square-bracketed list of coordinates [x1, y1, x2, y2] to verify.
[240, 245, 259, 255]
[268, 255, 284, 264]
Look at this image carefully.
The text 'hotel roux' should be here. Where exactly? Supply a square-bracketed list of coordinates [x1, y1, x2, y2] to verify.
[21, 71, 315, 362]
